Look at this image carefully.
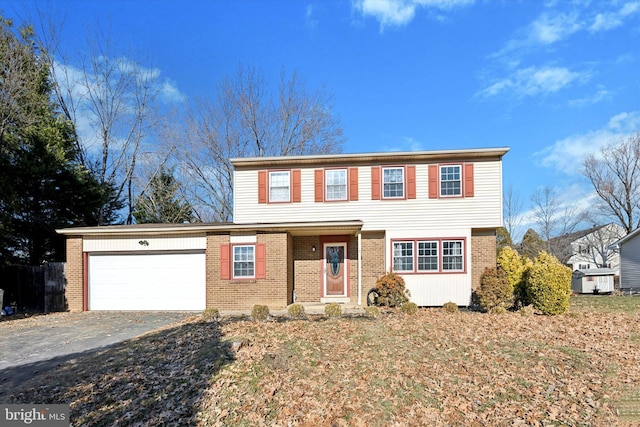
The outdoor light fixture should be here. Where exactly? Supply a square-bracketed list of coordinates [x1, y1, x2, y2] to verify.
[138, 240, 149, 246]
[312, 245, 316, 252]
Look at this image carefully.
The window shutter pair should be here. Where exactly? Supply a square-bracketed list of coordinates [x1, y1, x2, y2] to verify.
[428, 163, 474, 199]
[371, 166, 416, 200]
[258, 170, 300, 203]
[314, 168, 359, 202]
[220, 244, 266, 280]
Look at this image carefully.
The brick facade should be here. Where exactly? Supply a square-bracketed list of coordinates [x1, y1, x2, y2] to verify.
[360, 231, 386, 301]
[471, 229, 497, 290]
[65, 237, 84, 312]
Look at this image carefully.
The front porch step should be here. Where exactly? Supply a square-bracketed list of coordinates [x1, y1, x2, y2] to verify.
[320, 297, 351, 304]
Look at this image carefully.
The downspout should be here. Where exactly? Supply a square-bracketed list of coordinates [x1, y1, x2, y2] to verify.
[357, 229, 362, 306]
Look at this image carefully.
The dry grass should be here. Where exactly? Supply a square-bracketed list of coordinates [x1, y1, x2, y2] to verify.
[1, 296, 640, 426]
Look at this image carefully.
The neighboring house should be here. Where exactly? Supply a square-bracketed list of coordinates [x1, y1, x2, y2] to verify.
[57, 147, 509, 311]
[552, 223, 624, 275]
[613, 228, 640, 291]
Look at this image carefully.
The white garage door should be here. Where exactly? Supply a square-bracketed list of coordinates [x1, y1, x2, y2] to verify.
[89, 252, 206, 310]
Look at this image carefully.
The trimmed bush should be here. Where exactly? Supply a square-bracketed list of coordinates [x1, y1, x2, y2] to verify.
[287, 303, 306, 319]
[497, 246, 532, 307]
[443, 301, 458, 313]
[325, 302, 342, 318]
[364, 306, 380, 318]
[374, 272, 410, 307]
[401, 302, 418, 315]
[476, 267, 513, 311]
[490, 306, 507, 315]
[519, 304, 534, 316]
[251, 304, 270, 321]
[525, 251, 572, 315]
[202, 308, 220, 322]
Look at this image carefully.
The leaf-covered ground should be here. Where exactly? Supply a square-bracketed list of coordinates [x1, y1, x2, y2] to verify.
[3, 297, 640, 426]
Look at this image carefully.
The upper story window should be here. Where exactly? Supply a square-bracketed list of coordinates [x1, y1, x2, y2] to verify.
[269, 171, 290, 202]
[233, 245, 255, 278]
[440, 165, 461, 197]
[383, 167, 404, 199]
[326, 169, 347, 201]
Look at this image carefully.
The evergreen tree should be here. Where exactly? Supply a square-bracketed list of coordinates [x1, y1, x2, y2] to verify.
[519, 228, 545, 261]
[133, 167, 194, 224]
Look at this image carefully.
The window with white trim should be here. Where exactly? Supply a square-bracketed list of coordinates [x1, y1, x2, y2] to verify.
[442, 240, 464, 271]
[233, 245, 255, 278]
[325, 169, 347, 201]
[383, 167, 404, 198]
[269, 171, 290, 202]
[440, 165, 461, 196]
[417, 241, 438, 271]
[393, 241, 413, 272]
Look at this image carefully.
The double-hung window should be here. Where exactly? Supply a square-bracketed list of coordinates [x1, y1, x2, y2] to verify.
[383, 167, 404, 198]
[442, 240, 464, 271]
[233, 245, 255, 278]
[393, 241, 414, 272]
[325, 169, 347, 201]
[269, 171, 290, 202]
[440, 165, 461, 197]
[417, 241, 439, 271]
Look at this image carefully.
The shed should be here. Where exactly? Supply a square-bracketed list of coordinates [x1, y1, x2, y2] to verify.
[571, 268, 616, 294]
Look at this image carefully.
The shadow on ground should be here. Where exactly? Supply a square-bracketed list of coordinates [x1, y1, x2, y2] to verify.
[0, 319, 233, 425]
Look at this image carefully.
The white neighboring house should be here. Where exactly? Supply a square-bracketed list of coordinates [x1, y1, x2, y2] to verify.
[563, 223, 624, 275]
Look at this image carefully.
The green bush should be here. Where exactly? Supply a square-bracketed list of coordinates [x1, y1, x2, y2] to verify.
[443, 301, 458, 313]
[497, 246, 532, 306]
[519, 304, 534, 316]
[364, 306, 380, 318]
[476, 267, 513, 311]
[287, 303, 306, 319]
[525, 251, 571, 315]
[401, 302, 418, 315]
[251, 304, 270, 321]
[325, 302, 342, 318]
[489, 306, 507, 315]
[202, 308, 220, 322]
[375, 272, 410, 307]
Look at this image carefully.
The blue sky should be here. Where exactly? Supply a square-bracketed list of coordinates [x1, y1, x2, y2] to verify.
[4, 0, 640, 239]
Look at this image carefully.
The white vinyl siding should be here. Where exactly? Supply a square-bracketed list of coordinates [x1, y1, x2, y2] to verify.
[233, 162, 503, 231]
[269, 171, 290, 202]
[326, 169, 347, 201]
[83, 234, 206, 252]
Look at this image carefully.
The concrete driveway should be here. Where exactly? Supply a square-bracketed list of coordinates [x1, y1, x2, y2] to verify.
[0, 311, 194, 389]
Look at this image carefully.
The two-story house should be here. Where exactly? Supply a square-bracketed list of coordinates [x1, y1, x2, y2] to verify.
[57, 147, 509, 311]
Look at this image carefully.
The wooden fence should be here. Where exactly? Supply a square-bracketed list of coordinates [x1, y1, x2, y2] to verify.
[0, 263, 66, 313]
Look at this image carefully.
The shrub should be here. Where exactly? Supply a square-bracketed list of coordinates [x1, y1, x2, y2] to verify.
[476, 267, 513, 311]
[251, 304, 270, 321]
[525, 251, 572, 315]
[287, 303, 306, 319]
[497, 247, 532, 306]
[374, 272, 410, 307]
[401, 302, 418, 315]
[325, 302, 342, 318]
[443, 301, 458, 313]
[519, 304, 534, 316]
[490, 306, 507, 315]
[364, 306, 380, 318]
[202, 308, 220, 322]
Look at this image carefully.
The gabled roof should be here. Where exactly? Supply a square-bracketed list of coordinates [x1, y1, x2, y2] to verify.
[614, 227, 640, 246]
[231, 147, 510, 169]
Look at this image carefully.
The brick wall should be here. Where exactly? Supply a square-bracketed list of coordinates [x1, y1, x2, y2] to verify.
[206, 232, 290, 310]
[65, 237, 84, 312]
[471, 229, 497, 290]
[361, 231, 386, 302]
[292, 236, 321, 302]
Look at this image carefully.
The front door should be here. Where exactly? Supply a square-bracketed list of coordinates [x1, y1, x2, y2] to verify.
[324, 243, 347, 296]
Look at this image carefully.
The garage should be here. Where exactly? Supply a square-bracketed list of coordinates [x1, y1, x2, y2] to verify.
[88, 252, 206, 311]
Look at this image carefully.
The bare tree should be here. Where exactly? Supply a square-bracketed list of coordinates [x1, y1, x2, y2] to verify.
[577, 223, 624, 269]
[177, 65, 344, 221]
[531, 186, 585, 252]
[503, 185, 523, 241]
[583, 134, 640, 234]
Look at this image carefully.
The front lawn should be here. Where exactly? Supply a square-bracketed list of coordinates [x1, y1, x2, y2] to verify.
[2, 296, 640, 426]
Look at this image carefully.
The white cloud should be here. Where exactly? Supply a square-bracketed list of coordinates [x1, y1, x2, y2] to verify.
[476, 66, 585, 98]
[568, 87, 612, 107]
[159, 79, 187, 104]
[536, 111, 640, 173]
[352, 0, 474, 30]
[590, 1, 640, 32]
[529, 11, 582, 45]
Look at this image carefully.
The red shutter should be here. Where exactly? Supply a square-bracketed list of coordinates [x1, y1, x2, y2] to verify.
[314, 169, 324, 202]
[349, 167, 359, 201]
[407, 165, 416, 199]
[464, 163, 474, 198]
[255, 243, 266, 279]
[258, 171, 267, 204]
[220, 244, 230, 280]
[371, 166, 381, 200]
[428, 164, 438, 199]
[292, 169, 301, 202]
